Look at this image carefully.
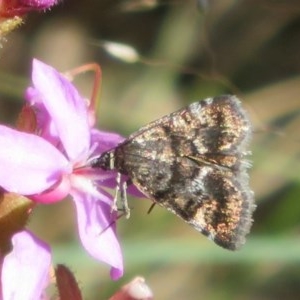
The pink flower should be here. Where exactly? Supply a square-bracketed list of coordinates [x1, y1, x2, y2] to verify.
[2, 231, 51, 300]
[0, 59, 128, 279]
[0, 0, 58, 17]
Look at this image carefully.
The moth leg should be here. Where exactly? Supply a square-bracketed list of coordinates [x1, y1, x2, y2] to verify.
[112, 172, 121, 213]
[147, 202, 156, 214]
[121, 179, 131, 219]
[112, 174, 131, 218]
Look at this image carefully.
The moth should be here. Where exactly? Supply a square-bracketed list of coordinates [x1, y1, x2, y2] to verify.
[89, 95, 255, 250]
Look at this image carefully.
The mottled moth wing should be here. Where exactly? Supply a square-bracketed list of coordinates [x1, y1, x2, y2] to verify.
[93, 95, 255, 250]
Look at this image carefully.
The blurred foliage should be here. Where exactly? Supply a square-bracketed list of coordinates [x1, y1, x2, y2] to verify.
[1, 0, 300, 299]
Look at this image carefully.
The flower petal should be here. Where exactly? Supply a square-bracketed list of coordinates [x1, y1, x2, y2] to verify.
[0, 125, 69, 194]
[31, 59, 90, 162]
[91, 129, 124, 154]
[72, 190, 123, 280]
[25, 86, 58, 146]
[2, 231, 51, 300]
[0, 0, 58, 17]
[20, 0, 58, 9]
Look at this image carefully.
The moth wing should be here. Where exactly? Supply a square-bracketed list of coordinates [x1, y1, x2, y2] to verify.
[123, 95, 251, 159]
[115, 96, 255, 249]
[128, 155, 254, 250]
[113, 95, 254, 249]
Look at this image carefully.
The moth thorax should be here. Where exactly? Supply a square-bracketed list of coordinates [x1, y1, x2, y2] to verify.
[107, 151, 116, 170]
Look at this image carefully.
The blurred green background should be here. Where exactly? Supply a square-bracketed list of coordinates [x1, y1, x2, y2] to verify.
[1, 0, 300, 299]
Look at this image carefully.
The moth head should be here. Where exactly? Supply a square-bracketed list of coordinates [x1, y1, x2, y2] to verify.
[89, 151, 116, 170]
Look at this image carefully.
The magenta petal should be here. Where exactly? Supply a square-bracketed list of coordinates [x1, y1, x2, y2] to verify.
[72, 190, 123, 280]
[31, 59, 90, 162]
[91, 129, 124, 154]
[0, 125, 69, 194]
[20, 0, 58, 9]
[2, 231, 51, 300]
